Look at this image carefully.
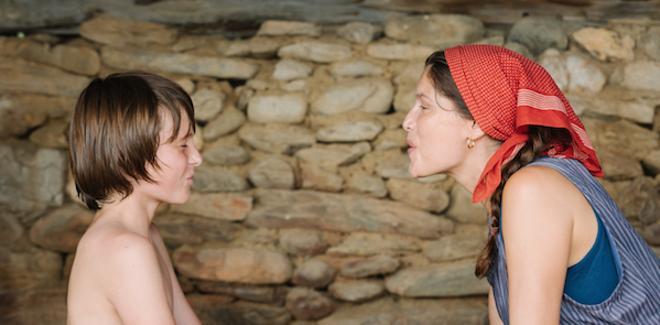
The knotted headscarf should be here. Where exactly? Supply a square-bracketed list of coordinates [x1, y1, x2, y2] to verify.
[444, 44, 603, 203]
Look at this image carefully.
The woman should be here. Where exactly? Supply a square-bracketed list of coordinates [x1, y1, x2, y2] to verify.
[403, 44, 659, 324]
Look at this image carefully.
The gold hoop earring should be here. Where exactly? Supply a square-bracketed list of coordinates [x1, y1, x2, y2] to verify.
[466, 138, 476, 149]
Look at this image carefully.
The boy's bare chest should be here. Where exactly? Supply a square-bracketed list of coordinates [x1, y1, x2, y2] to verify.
[153, 244, 174, 308]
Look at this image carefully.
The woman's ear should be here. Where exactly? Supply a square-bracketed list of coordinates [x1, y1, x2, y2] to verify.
[468, 120, 487, 141]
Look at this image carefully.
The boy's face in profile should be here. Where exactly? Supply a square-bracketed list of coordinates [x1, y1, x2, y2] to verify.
[140, 108, 201, 204]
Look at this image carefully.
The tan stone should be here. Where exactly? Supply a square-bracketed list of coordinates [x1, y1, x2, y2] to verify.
[0, 58, 89, 97]
[385, 259, 489, 297]
[29, 204, 93, 253]
[171, 192, 252, 221]
[247, 189, 454, 239]
[80, 14, 178, 47]
[387, 178, 450, 213]
[173, 244, 292, 284]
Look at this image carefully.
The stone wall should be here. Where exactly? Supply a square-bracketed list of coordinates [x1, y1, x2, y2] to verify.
[1, 11, 659, 325]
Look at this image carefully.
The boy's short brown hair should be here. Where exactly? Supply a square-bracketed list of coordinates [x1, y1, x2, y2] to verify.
[68, 72, 195, 210]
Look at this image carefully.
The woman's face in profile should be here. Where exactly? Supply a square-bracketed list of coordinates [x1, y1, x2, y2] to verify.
[402, 69, 475, 178]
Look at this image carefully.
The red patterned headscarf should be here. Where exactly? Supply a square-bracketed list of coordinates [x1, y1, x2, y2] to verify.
[444, 44, 603, 203]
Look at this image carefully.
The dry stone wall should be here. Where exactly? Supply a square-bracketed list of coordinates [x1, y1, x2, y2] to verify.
[1, 12, 659, 325]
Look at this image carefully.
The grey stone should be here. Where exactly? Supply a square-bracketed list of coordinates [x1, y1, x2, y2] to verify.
[0, 93, 58, 138]
[272, 59, 313, 81]
[386, 178, 450, 213]
[202, 106, 246, 141]
[374, 128, 407, 151]
[508, 16, 568, 55]
[643, 220, 660, 246]
[154, 212, 242, 248]
[285, 287, 335, 321]
[248, 156, 296, 189]
[385, 14, 484, 49]
[328, 232, 420, 256]
[394, 82, 417, 112]
[202, 142, 251, 166]
[316, 120, 384, 143]
[538, 49, 569, 91]
[101, 47, 259, 79]
[296, 143, 371, 171]
[299, 162, 344, 193]
[0, 246, 62, 292]
[191, 88, 225, 122]
[171, 192, 253, 221]
[0, 141, 66, 215]
[247, 189, 454, 239]
[0, 57, 89, 97]
[329, 279, 385, 302]
[330, 59, 384, 77]
[279, 228, 329, 256]
[0, 286, 67, 325]
[568, 92, 655, 124]
[192, 165, 248, 192]
[583, 118, 658, 161]
[292, 259, 336, 288]
[643, 26, 660, 60]
[190, 295, 291, 325]
[238, 123, 315, 154]
[361, 149, 411, 179]
[257, 20, 322, 37]
[311, 78, 393, 115]
[504, 41, 533, 59]
[340, 255, 400, 278]
[343, 171, 388, 198]
[0, 211, 23, 245]
[337, 22, 379, 44]
[278, 41, 352, 63]
[565, 52, 606, 93]
[446, 185, 488, 224]
[422, 232, 487, 262]
[80, 14, 178, 47]
[195, 281, 286, 304]
[29, 204, 93, 253]
[642, 149, 660, 175]
[0, 37, 100, 75]
[572, 27, 635, 61]
[612, 60, 660, 91]
[605, 177, 659, 226]
[28, 118, 68, 149]
[224, 36, 284, 58]
[173, 244, 292, 284]
[598, 149, 644, 181]
[247, 92, 307, 124]
[385, 259, 489, 297]
[366, 42, 434, 60]
[318, 297, 487, 325]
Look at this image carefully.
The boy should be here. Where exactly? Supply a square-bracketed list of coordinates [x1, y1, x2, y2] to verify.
[67, 72, 202, 325]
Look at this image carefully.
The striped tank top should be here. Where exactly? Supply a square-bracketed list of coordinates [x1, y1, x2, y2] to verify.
[487, 157, 660, 324]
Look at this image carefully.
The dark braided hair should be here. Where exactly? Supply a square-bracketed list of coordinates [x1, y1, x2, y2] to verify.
[424, 51, 573, 278]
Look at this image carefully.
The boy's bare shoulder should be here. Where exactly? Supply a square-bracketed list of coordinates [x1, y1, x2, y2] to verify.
[76, 223, 157, 271]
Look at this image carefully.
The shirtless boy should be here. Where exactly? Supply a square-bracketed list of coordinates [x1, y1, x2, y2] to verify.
[66, 72, 202, 325]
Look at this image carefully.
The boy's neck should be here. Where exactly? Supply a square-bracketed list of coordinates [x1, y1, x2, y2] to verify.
[93, 192, 160, 236]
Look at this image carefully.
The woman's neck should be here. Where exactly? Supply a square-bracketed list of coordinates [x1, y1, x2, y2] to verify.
[449, 137, 501, 202]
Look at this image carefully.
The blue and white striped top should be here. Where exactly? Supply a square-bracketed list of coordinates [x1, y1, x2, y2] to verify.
[487, 157, 660, 324]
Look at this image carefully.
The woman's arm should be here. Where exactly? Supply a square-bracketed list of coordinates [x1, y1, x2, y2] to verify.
[501, 166, 574, 325]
